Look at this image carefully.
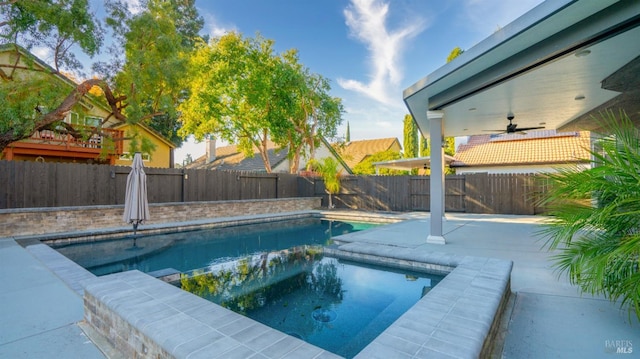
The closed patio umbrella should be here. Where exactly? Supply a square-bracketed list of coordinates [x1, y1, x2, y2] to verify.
[123, 152, 150, 235]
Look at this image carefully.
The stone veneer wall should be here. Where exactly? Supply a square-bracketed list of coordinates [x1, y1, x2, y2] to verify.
[0, 198, 320, 237]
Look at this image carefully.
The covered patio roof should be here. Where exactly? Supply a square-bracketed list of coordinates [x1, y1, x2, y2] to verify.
[403, 0, 640, 138]
[373, 155, 455, 172]
[402, 0, 640, 244]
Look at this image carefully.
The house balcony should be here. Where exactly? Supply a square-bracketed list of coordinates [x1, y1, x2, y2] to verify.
[3, 125, 125, 164]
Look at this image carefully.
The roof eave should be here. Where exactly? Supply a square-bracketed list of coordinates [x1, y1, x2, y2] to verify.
[403, 0, 577, 101]
[402, 0, 629, 127]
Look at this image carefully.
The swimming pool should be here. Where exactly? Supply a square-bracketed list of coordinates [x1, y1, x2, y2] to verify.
[51, 217, 380, 276]
[180, 245, 443, 358]
[34, 211, 512, 358]
[50, 216, 446, 357]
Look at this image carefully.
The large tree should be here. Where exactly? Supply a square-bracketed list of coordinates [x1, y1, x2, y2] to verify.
[179, 32, 292, 173]
[403, 114, 418, 175]
[1, 0, 103, 73]
[96, 0, 204, 149]
[403, 114, 418, 159]
[179, 32, 341, 173]
[280, 63, 343, 173]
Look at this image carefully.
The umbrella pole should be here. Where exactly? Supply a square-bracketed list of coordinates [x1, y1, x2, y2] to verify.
[132, 221, 139, 246]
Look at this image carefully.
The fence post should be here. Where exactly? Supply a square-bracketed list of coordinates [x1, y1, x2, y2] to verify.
[181, 168, 186, 202]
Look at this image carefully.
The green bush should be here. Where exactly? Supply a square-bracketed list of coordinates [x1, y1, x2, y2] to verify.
[539, 110, 640, 320]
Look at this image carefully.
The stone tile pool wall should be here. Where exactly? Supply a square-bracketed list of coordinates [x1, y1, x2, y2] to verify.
[79, 244, 511, 358]
[0, 197, 320, 237]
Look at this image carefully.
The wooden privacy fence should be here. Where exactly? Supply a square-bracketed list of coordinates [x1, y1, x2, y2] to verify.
[0, 161, 298, 209]
[1, 160, 549, 214]
[298, 173, 549, 215]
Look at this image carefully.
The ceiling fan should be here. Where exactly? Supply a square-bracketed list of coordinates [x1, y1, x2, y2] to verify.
[485, 114, 545, 134]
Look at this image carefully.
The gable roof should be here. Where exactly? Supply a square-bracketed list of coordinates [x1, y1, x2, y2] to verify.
[336, 138, 402, 169]
[318, 136, 353, 175]
[186, 141, 288, 172]
[452, 130, 591, 168]
[113, 122, 176, 149]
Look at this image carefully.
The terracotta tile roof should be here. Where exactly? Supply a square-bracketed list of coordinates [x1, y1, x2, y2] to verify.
[186, 141, 287, 172]
[452, 130, 591, 167]
[335, 138, 402, 169]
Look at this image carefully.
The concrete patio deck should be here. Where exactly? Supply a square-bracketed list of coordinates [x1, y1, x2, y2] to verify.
[335, 213, 640, 358]
[1, 211, 638, 358]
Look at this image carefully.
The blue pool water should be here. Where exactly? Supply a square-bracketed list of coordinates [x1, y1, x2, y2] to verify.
[51, 218, 379, 276]
[181, 246, 443, 358]
[52, 217, 444, 357]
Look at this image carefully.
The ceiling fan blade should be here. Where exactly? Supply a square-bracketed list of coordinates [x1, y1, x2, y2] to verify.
[513, 126, 545, 132]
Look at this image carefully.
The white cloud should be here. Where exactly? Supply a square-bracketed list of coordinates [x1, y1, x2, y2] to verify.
[121, 0, 143, 15]
[202, 12, 237, 39]
[338, 0, 426, 106]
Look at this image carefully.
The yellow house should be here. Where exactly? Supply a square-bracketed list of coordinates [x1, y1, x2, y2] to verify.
[113, 122, 176, 168]
[1, 44, 175, 168]
[1, 44, 124, 164]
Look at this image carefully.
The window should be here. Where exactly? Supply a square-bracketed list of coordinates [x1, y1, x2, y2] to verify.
[64, 112, 102, 126]
[84, 116, 101, 127]
[66, 112, 80, 124]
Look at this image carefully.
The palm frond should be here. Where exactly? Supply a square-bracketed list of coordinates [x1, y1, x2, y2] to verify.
[538, 110, 640, 320]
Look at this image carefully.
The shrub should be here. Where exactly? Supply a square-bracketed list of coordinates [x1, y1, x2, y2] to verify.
[539, 110, 640, 320]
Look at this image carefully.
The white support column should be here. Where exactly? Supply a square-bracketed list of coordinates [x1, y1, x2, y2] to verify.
[427, 111, 446, 244]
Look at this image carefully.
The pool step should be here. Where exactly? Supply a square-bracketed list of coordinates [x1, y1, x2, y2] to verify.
[148, 268, 181, 282]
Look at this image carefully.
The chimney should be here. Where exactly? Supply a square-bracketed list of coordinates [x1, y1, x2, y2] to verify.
[206, 136, 216, 163]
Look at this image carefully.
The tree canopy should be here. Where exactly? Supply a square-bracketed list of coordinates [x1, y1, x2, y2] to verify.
[0, 0, 120, 152]
[403, 114, 418, 159]
[179, 32, 342, 173]
[282, 68, 344, 173]
[1, 2, 341, 165]
[403, 114, 418, 175]
[1, 0, 103, 73]
[97, 0, 204, 148]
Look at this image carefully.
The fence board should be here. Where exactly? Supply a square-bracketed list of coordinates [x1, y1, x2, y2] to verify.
[446, 175, 465, 212]
[410, 176, 429, 211]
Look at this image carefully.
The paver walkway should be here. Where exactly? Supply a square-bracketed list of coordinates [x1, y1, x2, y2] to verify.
[0, 238, 105, 359]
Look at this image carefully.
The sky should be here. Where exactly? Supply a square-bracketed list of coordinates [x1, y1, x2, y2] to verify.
[66, 0, 544, 165]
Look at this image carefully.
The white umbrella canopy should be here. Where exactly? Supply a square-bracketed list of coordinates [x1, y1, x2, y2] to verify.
[123, 152, 150, 234]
